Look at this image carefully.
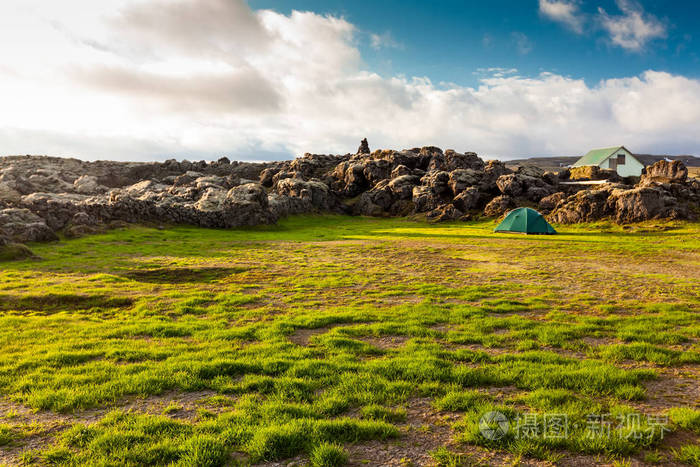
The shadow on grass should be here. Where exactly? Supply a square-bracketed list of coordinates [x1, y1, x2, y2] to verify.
[123, 267, 247, 284]
[0, 293, 134, 313]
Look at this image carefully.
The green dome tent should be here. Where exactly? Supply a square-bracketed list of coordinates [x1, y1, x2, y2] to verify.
[494, 208, 557, 235]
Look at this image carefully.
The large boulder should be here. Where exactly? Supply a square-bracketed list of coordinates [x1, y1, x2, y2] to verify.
[354, 180, 395, 216]
[426, 204, 464, 222]
[74, 175, 106, 194]
[0, 208, 58, 242]
[390, 164, 411, 178]
[483, 195, 515, 218]
[339, 162, 368, 197]
[226, 183, 268, 207]
[641, 160, 688, 184]
[428, 150, 484, 172]
[123, 180, 170, 198]
[412, 185, 441, 213]
[538, 192, 567, 213]
[608, 186, 687, 223]
[259, 167, 281, 188]
[496, 174, 525, 197]
[363, 159, 392, 184]
[480, 160, 512, 193]
[0, 182, 22, 203]
[276, 178, 333, 211]
[195, 176, 227, 191]
[497, 171, 555, 202]
[388, 175, 420, 200]
[453, 186, 481, 212]
[421, 171, 451, 195]
[26, 173, 74, 193]
[267, 193, 311, 219]
[385, 150, 432, 170]
[222, 183, 275, 226]
[448, 169, 481, 196]
[194, 187, 228, 212]
[548, 187, 615, 223]
[173, 171, 204, 187]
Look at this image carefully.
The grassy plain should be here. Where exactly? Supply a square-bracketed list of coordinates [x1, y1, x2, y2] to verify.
[0, 215, 698, 466]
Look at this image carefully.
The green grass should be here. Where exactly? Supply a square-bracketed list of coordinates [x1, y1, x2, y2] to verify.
[0, 215, 698, 464]
[675, 444, 700, 466]
[309, 442, 349, 467]
[669, 407, 700, 434]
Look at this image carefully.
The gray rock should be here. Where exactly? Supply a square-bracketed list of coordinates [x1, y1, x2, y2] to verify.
[412, 185, 440, 213]
[74, 175, 106, 194]
[453, 186, 480, 212]
[0, 208, 58, 242]
[0, 182, 22, 203]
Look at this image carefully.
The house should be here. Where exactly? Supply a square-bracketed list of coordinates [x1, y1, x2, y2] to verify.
[573, 146, 644, 177]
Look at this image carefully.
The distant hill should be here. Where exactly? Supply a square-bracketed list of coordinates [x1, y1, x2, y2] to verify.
[505, 154, 700, 169]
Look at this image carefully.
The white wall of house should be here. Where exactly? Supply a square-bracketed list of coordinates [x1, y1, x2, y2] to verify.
[599, 148, 644, 177]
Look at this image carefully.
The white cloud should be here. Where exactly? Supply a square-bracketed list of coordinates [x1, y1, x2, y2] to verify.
[0, 0, 698, 161]
[598, 0, 666, 51]
[539, 0, 584, 34]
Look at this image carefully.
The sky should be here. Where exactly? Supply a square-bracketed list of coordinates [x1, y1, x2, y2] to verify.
[1, 0, 700, 162]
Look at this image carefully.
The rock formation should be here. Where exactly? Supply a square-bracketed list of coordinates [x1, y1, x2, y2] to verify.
[0, 144, 697, 248]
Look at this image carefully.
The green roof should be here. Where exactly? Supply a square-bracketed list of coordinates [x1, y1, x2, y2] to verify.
[494, 208, 557, 235]
[573, 147, 622, 167]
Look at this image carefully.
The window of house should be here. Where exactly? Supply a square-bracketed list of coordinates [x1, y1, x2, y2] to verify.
[617, 154, 626, 165]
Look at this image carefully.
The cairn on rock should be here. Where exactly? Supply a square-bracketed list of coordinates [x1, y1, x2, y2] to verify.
[357, 138, 370, 155]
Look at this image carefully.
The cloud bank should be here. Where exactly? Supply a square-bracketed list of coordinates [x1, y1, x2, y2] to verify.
[0, 0, 696, 161]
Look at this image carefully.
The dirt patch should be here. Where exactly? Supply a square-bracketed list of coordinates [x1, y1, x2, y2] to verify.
[0, 293, 134, 313]
[123, 266, 247, 283]
[356, 336, 410, 350]
[287, 324, 360, 346]
[634, 368, 700, 413]
[345, 398, 549, 466]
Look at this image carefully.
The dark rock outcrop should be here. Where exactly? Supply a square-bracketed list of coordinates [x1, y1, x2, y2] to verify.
[0, 148, 697, 240]
[484, 195, 515, 218]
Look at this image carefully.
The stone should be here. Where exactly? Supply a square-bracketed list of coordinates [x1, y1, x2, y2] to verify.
[412, 185, 440, 213]
[453, 186, 480, 212]
[641, 160, 688, 184]
[483, 195, 515, 218]
[388, 175, 420, 200]
[74, 175, 106, 194]
[357, 138, 370, 155]
[538, 192, 567, 213]
[426, 204, 463, 222]
[448, 169, 481, 196]
[548, 187, 615, 224]
[0, 208, 58, 242]
[390, 165, 411, 178]
[0, 182, 22, 203]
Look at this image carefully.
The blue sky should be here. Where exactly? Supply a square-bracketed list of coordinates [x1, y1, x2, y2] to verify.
[250, 0, 699, 87]
[1, 0, 700, 161]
